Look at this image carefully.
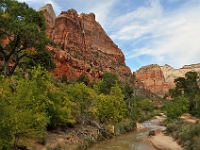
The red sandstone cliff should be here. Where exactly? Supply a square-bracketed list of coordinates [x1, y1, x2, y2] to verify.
[134, 64, 200, 97]
[134, 64, 172, 97]
[39, 4, 131, 81]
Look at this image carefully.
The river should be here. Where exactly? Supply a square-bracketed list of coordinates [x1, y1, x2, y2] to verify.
[88, 119, 166, 150]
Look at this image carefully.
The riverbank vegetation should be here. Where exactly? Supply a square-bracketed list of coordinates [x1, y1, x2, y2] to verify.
[162, 71, 200, 150]
[163, 71, 200, 119]
[165, 119, 200, 150]
[0, 66, 160, 149]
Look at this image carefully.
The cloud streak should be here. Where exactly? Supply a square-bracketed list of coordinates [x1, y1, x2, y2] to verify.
[108, 0, 200, 71]
[18, 0, 61, 15]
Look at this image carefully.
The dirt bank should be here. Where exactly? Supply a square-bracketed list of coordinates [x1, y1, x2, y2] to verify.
[148, 114, 183, 150]
[149, 132, 183, 150]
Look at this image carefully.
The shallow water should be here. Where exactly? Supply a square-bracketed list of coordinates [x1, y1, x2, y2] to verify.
[88, 119, 166, 150]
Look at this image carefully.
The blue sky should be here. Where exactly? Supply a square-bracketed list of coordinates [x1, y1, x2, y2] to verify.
[18, 0, 200, 72]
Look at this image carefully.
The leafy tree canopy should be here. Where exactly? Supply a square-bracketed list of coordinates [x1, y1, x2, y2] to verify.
[76, 73, 89, 85]
[165, 71, 200, 117]
[97, 72, 118, 94]
[163, 97, 189, 120]
[0, 74, 49, 149]
[96, 85, 127, 123]
[0, 67, 74, 149]
[67, 82, 97, 124]
[0, 0, 55, 76]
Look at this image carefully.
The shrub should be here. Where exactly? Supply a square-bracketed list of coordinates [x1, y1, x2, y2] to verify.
[166, 119, 200, 150]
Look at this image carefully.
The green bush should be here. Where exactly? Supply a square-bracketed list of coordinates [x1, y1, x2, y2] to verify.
[166, 120, 200, 150]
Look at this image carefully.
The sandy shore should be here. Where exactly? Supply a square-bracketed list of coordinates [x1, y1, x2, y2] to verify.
[139, 114, 185, 150]
[149, 132, 183, 150]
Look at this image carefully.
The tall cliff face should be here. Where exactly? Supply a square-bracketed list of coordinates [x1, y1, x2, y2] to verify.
[39, 5, 131, 81]
[134, 64, 171, 97]
[134, 64, 200, 97]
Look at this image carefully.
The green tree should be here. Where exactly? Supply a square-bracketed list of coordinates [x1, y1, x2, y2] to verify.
[46, 84, 75, 127]
[184, 72, 199, 100]
[190, 94, 200, 117]
[76, 73, 89, 85]
[28, 67, 75, 127]
[121, 84, 136, 117]
[67, 83, 97, 125]
[137, 99, 154, 112]
[61, 73, 68, 83]
[0, 0, 55, 76]
[0, 76, 13, 149]
[164, 97, 189, 120]
[96, 94, 114, 123]
[168, 71, 200, 116]
[119, 76, 138, 120]
[109, 85, 128, 121]
[173, 72, 199, 100]
[0, 75, 49, 149]
[97, 72, 118, 94]
[96, 85, 127, 123]
[0, 67, 74, 149]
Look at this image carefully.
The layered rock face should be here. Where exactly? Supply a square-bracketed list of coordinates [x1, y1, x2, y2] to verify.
[39, 4, 131, 81]
[134, 64, 172, 97]
[161, 64, 200, 82]
[134, 64, 200, 97]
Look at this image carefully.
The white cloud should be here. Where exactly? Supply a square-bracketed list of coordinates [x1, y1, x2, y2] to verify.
[110, 0, 163, 40]
[20, 0, 118, 28]
[109, 0, 200, 70]
[18, 0, 61, 15]
[165, 0, 180, 3]
[86, 0, 117, 28]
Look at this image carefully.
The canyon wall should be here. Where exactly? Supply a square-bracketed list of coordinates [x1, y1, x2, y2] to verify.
[134, 64, 200, 97]
[39, 4, 131, 81]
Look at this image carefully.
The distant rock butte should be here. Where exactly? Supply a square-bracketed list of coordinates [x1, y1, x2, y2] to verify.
[39, 4, 131, 81]
[134, 64, 200, 97]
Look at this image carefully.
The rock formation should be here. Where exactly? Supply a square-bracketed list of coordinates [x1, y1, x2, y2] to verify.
[134, 64, 172, 97]
[161, 64, 200, 82]
[39, 4, 131, 81]
[134, 64, 200, 97]
[38, 4, 56, 28]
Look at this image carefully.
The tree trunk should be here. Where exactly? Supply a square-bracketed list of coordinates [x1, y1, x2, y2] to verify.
[13, 134, 19, 150]
[3, 57, 10, 76]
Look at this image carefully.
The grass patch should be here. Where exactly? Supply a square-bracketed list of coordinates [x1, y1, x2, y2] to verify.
[115, 119, 136, 134]
[76, 137, 95, 150]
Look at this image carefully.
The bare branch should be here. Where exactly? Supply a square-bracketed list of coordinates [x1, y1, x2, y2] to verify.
[0, 45, 6, 56]
[17, 47, 27, 53]
[8, 35, 19, 58]
[10, 53, 27, 75]
[18, 53, 27, 61]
